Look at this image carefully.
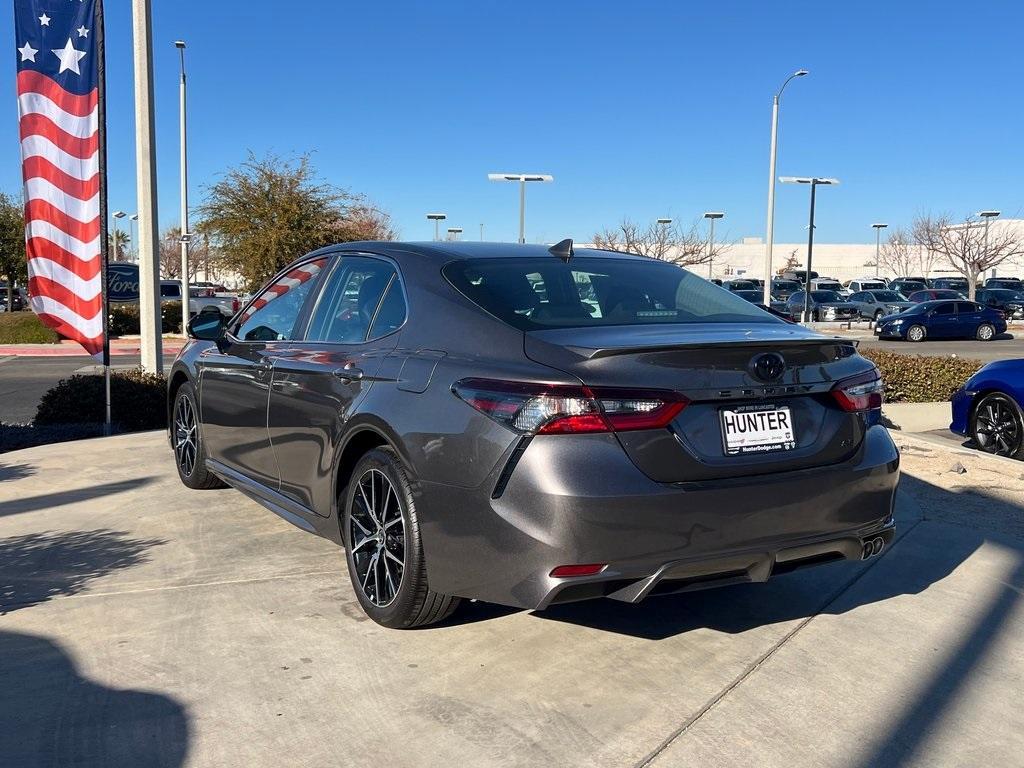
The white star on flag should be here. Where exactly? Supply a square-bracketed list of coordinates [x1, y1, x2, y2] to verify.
[18, 42, 38, 62]
[52, 38, 87, 75]
[38, 13, 51, 25]
[77, 26, 89, 38]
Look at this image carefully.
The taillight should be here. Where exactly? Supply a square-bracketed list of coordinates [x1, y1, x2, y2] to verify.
[452, 378, 687, 435]
[831, 369, 883, 412]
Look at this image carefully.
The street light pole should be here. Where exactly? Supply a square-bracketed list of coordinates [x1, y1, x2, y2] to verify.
[703, 212, 724, 278]
[487, 173, 553, 243]
[480, 223, 484, 241]
[762, 69, 809, 305]
[129, 214, 138, 261]
[780, 177, 839, 322]
[447, 227, 463, 242]
[426, 213, 446, 241]
[112, 210, 126, 261]
[656, 218, 672, 260]
[872, 223, 888, 277]
[978, 210, 1000, 279]
[175, 41, 189, 335]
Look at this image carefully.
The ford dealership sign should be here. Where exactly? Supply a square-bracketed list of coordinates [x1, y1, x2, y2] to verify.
[107, 263, 140, 303]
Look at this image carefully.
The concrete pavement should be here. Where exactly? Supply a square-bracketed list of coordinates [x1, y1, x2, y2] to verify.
[1, 432, 1022, 767]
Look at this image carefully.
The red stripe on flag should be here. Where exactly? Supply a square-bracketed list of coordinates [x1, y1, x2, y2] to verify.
[28, 275, 103, 315]
[22, 159, 100, 203]
[26, 237, 102, 279]
[16, 70, 98, 116]
[34, 311, 103, 356]
[19, 113, 98, 158]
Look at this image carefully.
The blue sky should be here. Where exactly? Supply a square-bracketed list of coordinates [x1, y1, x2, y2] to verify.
[3, 0, 1021, 245]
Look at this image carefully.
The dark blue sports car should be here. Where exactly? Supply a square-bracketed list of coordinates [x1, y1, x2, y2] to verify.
[875, 299, 1006, 342]
[951, 359, 1024, 459]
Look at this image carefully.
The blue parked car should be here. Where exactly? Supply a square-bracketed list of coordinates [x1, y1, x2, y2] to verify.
[875, 299, 1006, 342]
[951, 359, 1024, 459]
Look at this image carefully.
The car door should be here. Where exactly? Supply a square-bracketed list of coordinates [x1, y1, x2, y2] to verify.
[926, 302, 957, 338]
[197, 257, 328, 489]
[955, 301, 984, 337]
[850, 292, 869, 317]
[267, 254, 408, 515]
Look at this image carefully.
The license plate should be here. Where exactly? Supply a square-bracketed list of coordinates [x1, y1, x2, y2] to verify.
[720, 404, 796, 456]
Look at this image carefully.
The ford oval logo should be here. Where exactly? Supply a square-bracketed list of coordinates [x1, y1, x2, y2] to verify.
[751, 352, 786, 382]
[107, 263, 140, 303]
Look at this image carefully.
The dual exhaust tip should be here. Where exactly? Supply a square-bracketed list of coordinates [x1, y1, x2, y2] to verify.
[861, 536, 885, 560]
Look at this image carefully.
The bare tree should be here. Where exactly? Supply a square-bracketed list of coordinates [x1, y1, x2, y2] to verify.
[781, 249, 801, 275]
[592, 217, 725, 268]
[159, 226, 205, 280]
[878, 228, 918, 278]
[913, 213, 1024, 300]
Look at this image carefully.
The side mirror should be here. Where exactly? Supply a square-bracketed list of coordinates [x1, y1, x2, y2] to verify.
[187, 307, 226, 341]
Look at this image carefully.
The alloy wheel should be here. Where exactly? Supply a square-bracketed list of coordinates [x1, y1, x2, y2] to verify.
[350, 469, 406, 607]
[907, 325, 925, 341]
[978, 324, 995, 341]
[974, 395, 1022, 457]
[174, 394, 198, 477]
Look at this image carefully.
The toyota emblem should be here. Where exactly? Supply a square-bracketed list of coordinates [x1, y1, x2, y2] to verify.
[751, 352, 786, 382]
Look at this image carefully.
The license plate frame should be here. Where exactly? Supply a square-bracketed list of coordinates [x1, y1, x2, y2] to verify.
[720, 403, 797, 456]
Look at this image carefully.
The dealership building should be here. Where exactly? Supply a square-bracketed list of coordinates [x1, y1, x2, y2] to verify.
[704, 218, 1024, 283]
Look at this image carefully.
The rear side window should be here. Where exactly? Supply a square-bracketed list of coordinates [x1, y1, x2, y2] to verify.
[367, 280, 407, 339]
[306, 256, 400, 343]
[956, 302, 980, 313]
[234, 259, 327, 342]
[443, 256, 778, 330]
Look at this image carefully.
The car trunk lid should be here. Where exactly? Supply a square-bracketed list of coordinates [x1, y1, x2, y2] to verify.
[525, 323, 875, 482]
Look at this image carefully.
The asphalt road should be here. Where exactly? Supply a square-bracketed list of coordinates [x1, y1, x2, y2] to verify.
[0, 355, 176, 424]
[858, 333, 1024, 363]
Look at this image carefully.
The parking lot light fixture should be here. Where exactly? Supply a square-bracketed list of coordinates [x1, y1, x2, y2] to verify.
[780, 178, 839, 321]
[763, 69, 809, 305]
[703, 212, 724, 279]
[872, 223, 888, 277]
[978, 211, 1001, 268]
[487, 173, 554, 243]
[447, 227, 463, 242]
[426, 213, 446, 241]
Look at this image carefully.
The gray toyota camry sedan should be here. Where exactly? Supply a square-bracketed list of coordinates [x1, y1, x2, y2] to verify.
[168, 241, 899, 628]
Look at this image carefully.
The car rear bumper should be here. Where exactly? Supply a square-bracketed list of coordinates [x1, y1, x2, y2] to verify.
[415, 425, 900, 610]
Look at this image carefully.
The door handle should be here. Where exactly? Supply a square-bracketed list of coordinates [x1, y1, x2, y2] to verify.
[333, 365, 364, 382]
[255, 362, 272, 380]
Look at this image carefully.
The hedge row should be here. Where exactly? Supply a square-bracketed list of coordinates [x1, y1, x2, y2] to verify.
[109, 302, 184, 336]
[34, 367, 168, 431]
[860, 348, 983, 403]
[0, 312, 61, 344]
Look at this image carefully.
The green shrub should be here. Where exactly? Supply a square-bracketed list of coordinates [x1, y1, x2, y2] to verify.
[108, 302, 183, 336]
[860, 348, 983, 403]
[34, 367, 167, 431]
[0, 312, 61, 344]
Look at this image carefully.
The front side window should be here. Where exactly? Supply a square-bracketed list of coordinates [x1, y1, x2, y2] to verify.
[443, 256, 779, 330]
[306, 256, 401, 343]
[931, 303, 955, 315]
[234, 258, 327, 342]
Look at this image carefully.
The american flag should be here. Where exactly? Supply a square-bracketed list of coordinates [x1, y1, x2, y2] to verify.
[14, 0, 104, 357]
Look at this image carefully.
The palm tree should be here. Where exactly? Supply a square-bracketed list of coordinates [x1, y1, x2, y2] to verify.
[108, 230, 130, 262]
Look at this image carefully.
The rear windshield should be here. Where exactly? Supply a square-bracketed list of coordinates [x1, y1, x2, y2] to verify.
[443, 257, 780, 330]
[772, 280, 799, 290]
[810, 290, 841, 302]
[987, 289, 1024, 299]
[814, 282, 843, 291]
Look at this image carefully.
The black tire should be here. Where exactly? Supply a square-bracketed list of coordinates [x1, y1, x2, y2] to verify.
[171, 382, 225, 489]
[906, 324, 926, 342]
[976, 323, 996, 342]
[342, 447, 460, 628]
[971, 393, 1024, 459]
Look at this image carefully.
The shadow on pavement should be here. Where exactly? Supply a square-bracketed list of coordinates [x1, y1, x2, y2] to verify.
[0, 529, 166, 614]
[0, 629, 189, 768]
[0, 461, 36, 483]
[0, 477, 157, 519]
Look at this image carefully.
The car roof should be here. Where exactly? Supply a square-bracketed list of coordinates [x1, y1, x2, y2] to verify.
[314, 240, 655, 265]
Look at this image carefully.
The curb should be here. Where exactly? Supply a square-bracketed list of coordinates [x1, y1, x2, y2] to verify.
[0, 341, 184, 357]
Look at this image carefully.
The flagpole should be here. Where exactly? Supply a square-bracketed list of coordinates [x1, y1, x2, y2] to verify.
[95, 0, 112, 434]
